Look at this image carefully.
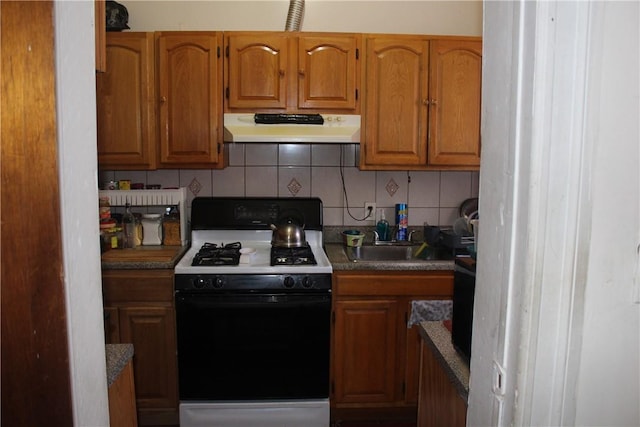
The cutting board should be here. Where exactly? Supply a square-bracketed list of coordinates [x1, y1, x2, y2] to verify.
[101, 246, 182, 263]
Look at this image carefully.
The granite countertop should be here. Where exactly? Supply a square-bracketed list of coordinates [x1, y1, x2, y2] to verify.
[105, 343, 134, 387]
[418, 321, 470, 402]
[101, 245, 189, 270]
[100, 228, 455, 272]
[324, 243, 454, 271]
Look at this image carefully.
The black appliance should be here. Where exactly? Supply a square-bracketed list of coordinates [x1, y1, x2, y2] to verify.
[452, 257, 476, 363]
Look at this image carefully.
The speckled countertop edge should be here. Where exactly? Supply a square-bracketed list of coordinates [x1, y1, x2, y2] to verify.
[105, 343, 134, 387]
[324, 243, 454, 271]
[418, 321, 470, 402]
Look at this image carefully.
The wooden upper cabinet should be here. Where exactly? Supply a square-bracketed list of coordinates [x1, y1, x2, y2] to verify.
[225, 33, 289, 110]
[361, 35, 482, 171]
[428, 39, 482, 167]
[225, 32, 361, 113]
[362, 36, 429, 169]
[297, 35, 359, 111]
[156, 32, 225, 168]
[97, 32, 156, 170]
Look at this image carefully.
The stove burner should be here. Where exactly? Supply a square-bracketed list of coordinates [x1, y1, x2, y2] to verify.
[192, 242, 242, 266]
[270, 247, 317, 266]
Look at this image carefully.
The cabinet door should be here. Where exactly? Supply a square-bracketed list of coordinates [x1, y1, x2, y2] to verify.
[363, 36, 429, 168]
[333, 299, 399, 404]
[157, 32, 223, 167]
[97, 32, 156, 170]
[428, 39, 482, 167]
[119, 306, 178, 410]
[225, 33, 289, 110]
[298, 35, 360, 111]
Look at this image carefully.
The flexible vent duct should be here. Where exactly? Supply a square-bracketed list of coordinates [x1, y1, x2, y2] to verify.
[285, 0, 305, 31]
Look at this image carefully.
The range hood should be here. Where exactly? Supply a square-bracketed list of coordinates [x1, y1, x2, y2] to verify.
[223, 113, 361, 144]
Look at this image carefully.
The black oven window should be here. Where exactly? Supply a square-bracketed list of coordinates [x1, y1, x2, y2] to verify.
[176, 294, 331, 400]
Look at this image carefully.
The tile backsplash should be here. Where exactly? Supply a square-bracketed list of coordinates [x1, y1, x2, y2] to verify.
[100, 143, 479, 227]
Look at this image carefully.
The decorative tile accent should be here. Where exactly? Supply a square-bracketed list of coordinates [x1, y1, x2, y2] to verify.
[188, 177, 202, 196]
[386, 178, 399, 197]
[287, 178, 302, 195]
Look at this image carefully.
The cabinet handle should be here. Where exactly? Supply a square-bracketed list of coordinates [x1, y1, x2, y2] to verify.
[422, 99, 430, 105]
[430, 99, 438, 106]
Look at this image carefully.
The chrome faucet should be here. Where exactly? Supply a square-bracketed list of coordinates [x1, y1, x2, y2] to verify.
[373, 229, 417, 245]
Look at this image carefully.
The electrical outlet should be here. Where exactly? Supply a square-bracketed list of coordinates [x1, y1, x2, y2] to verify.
[364, 202, 376, 220]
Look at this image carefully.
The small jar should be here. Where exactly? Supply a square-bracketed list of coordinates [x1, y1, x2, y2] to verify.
[102, 227, 124, 249]
[141, 214, 163, 245]
[162, 218, 181, 246]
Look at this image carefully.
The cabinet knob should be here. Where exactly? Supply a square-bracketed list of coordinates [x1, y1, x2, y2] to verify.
[279, 69, 285, 78]
[422, 99, 430, 105]
[298, 70, 305, 77]
[160, 96, 167, 103]
[430, 99, 437, 106]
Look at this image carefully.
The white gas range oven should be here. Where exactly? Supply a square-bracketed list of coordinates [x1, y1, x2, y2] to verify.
[174, 197, 332, 427]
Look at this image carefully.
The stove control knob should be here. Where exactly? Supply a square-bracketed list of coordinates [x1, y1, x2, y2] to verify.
[213, 277, 224, 289]
[302, 276, 313, 288]
[283, 276, 296, 288]
[194, 277, 208, 289]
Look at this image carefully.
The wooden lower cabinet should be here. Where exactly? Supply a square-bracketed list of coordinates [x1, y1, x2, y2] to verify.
[333, 299, 399, 404]
[108, 360, 138, 427]
[331, 270, 453, 421]
[417, 341, 467, 427]
[102, 269, 178, 426]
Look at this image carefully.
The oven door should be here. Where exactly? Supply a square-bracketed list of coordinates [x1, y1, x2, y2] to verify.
[175, 290, 331, 401]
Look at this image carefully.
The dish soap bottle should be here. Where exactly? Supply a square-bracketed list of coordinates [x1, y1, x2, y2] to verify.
[376, 210, 390, 241]
[122, 202, 137, 248]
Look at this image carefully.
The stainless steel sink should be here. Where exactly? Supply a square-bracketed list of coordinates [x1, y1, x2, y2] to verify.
[345, 245, 417, 262]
